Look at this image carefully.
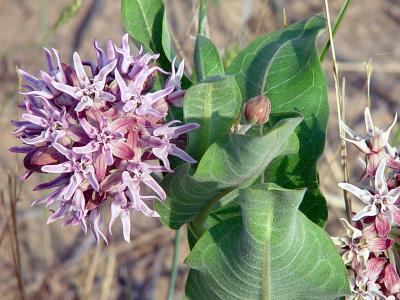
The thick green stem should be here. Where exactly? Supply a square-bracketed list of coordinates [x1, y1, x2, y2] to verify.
[189, 188, 233, 240]
[167, 229, 181, 300]
[320, 0, 352, 62]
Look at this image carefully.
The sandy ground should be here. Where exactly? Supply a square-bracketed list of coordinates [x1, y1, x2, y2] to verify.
[1, 0, 400, 299]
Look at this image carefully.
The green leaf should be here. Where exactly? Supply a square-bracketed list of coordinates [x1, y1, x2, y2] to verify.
[184, 75, 241, 161]
[185, 184, 350, 300]
[194, 35, 224, 82]
[121, 0, 192, 88]
[121, 0, 164, 53]
[154, 116, 302, 230]
[227, 15, 329, 226]
[161, 10, 175, 62]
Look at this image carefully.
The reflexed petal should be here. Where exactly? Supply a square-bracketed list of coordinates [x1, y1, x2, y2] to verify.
[170, 144, 196, 164]
[89, 208, 108, 244]
[109, 192, 126, 234]
[366, 257, 387, 282]
[392, 204, 400, 225]
[120, 210, 131, 242]
[94, 59, 117, 90]
[384, 264, 400, 294]
[21, 130, 50, 145]
[47, 204, 68, 224]
[21, 113, 47, 126]
[368, 236, 393, 252]
[142, 174, 166, 201]
[111, 141, 134, 160]
[375, 213, 391, 237]
[341, 136, 371, 154]
[64, 173, 83, 200]
[152, 147, 170, 170]
[93, 150, 107, 181]
[73, 188, 85, 213]
[166, 90, 185, 107]
[33, 174, 70, 191]
[84, 165, 100, 191]
[374, 158, 387, 194]
[352, 205, 378, 221]
[110, 117, 135, 133]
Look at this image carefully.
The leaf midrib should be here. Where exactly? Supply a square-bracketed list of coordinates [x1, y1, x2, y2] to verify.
[200, 85, 212, 158]
[123, 0, 156, 51]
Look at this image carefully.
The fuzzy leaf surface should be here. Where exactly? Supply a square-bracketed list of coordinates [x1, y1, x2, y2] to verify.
[185, 184, 350, 299]
[227, 15, 329, 226]
[155, 117, 302, 229]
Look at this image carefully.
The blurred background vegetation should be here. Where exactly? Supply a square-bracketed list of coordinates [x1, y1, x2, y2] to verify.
[1, 0, 400, 299]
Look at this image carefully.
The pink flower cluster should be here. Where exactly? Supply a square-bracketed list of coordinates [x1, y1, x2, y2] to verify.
[335, 107, 400, 299]
[10, 34, 199, 243]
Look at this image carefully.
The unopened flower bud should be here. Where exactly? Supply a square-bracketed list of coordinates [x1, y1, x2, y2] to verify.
[244, 95, 271, 124]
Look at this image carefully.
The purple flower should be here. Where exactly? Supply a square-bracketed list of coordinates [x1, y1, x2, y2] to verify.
[115, 68, 172, 117]
[11, 34, 199, 243]
[148, 120, 199, 170]
[42, 144, 99, 199]
[164, 57, 185, 107]
[341, 107, 397, 179]
[13, 97, 68, 145]
[73, 110, 134, 165]
[52, 52, 117, 112]
[339, 159, 400, 237]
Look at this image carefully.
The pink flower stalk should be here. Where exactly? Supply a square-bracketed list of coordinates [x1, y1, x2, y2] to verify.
[335, 106, 400, 299]
[11, 34, 199, 243]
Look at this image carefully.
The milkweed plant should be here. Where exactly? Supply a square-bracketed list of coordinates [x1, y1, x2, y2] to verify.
[10, 0, 400, 299]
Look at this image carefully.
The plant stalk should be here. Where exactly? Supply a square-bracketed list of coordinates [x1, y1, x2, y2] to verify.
[167, 229, 181, 300]
[324, 0, 352, 222]
[320, 0, 352, 62]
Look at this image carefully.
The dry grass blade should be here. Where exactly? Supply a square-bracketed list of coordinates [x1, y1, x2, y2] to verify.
[99, 251, 116, 300]
[324, 0, 352, 222]
[81, 243, 102, 298]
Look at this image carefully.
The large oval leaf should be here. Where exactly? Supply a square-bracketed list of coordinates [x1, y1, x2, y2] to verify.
[184, 75, 241, 161]
[194, 35, 224, 82]
[227, 15, 329, 226]
[121, 0, 164, 53]
[155, 116, 302, 230]
[185, 184, 350, 299]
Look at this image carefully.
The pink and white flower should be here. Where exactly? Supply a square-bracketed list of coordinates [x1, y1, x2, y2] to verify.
[11, 34, 199, 243]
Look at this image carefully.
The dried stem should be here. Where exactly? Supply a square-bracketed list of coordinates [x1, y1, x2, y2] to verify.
[324, 0, 352, 222]
[364, 59, 373, 108]
[282, 8, 287, 29]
